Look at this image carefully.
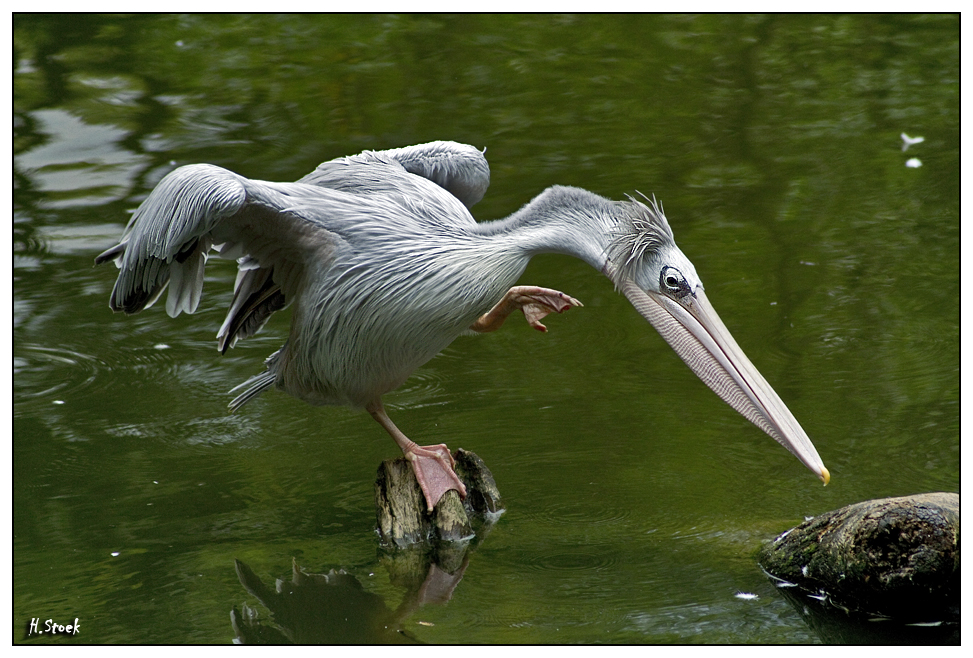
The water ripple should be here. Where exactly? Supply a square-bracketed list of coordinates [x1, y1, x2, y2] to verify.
[520, 547, 619, 573]
[14, 344, 109, 404]
[524, 498, 633, 528]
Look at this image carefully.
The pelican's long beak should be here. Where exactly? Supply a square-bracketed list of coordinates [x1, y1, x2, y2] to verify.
[618, 277, 830, 484]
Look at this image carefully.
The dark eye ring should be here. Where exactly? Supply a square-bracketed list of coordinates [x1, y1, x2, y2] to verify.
[660, 266, 689, 298]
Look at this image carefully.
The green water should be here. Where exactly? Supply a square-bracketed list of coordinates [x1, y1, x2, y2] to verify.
[14, 14, 958, 644]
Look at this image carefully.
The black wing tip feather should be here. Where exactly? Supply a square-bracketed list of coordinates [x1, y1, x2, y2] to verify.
[94, 242, 125, 266]
[109, 280, 168, 315]
[220, 288, 287, 355]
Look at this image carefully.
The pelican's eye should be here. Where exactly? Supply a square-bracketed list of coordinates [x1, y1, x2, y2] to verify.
[660, 266, 690, 298]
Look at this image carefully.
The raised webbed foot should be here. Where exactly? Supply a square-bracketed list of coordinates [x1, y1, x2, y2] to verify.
[471, 285, 583, 333]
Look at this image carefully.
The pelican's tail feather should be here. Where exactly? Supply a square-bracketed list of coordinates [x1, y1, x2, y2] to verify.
[228, 371, 277, 412]
[227, 347, 283, 411]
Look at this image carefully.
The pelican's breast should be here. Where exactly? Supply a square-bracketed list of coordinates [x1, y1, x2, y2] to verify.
[276, 204, 529, 408]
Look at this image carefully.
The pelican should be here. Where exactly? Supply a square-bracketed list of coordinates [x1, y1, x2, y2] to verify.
[96, 141, 829, 512]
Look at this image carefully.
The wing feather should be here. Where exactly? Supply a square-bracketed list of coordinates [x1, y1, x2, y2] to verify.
[96, 164, 340, 352]
[299, 140, 490, 209]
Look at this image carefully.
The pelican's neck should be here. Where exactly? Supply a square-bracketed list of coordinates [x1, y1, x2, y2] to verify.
[474, 186, 624, 273]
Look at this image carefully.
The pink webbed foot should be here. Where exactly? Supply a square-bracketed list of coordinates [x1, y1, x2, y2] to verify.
[405, 444, 468, 512]
[470, 285, 583, 333]
[366, 401, 468, 513]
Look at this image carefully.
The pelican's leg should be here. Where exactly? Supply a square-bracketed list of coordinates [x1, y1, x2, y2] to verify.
[366, 400, 467, 512]
[470, 285, 583, 333]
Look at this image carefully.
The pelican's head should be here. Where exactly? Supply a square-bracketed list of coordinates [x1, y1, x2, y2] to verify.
[606, 195, 829, 484]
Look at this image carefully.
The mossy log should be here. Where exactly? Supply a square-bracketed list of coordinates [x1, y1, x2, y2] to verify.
[374, 448, 504, 548]
[759, 492, 958, 623]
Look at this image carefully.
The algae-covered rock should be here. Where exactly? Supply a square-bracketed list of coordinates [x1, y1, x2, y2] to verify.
[760, 492, 958, 623]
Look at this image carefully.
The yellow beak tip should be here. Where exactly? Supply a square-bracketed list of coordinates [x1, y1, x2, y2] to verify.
[819, 466, 831, 486]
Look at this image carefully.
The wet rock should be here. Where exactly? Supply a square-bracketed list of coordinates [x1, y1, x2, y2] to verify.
[759, 492, 959, 625]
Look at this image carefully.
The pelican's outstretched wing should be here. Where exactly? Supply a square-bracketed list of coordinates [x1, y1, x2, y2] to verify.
[95, 164, 341, 353]
[298, 140, 490, 208]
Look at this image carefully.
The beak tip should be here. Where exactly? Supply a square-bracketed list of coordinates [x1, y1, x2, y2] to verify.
[819, 466, 831, 486]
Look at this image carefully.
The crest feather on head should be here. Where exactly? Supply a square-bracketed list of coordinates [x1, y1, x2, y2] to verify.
[607, 192, 674, 283]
